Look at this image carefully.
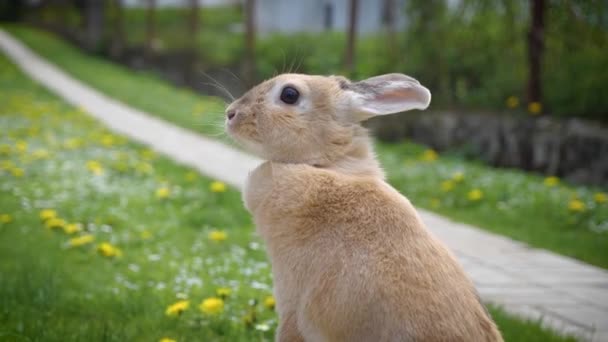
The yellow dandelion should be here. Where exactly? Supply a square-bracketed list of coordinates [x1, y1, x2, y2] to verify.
[69, 234, 95, 247]
[156, 186, 171, 199]
[0, 160, 14, 170]
[263, 296, 275, 310]
[15, 140, 27, 153]
[199, 297, 224, 315]
[63, 223, 82, 234]
[140, 149, 157, 160]
[185, 171, 198, 182]
[32, 149, 50, 159]
[165, 300, 190, 316]
[11, 168, 24, 177]
[208, 230, 227, 242]
[528, 102, 542, 115]
[441, 180, 455, 192]
[0, 144, 11, 156]
[452, 172, 465, 183]
[100, 134, 115, 147]
[140, 230, 152, 240]
[210, 181, 227, 193]
[467, 189, 483, 201]
[135, 162, 153, 174]
[0, 214, 13, 224]
[543, 176, 559, 187]
[63, 138, 83, 150]
[86, 160, 104, 175]
[506, 96, 520, 109]
[45, 218, 66, 230]
[97, 242, 122, 257]
[568, 199, 586, 213]
[420, 149, 438, 162]
[39, 209, 57, 221]
[216, 287, 232, 298]
[594, 193, 607, 204]
[159, 338, 176, 342]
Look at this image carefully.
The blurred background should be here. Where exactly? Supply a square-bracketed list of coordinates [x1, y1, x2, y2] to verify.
[1, 0, 605, 186]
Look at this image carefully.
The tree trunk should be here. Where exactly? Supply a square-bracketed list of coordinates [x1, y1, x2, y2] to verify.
[83, 0, 105, 52]
[383, 0, 397, 63]
[110, 0, 125, 58]
[145, 0, 157, 55]
[344, 0, 359, 74]
[186, 0, 201, 85]
[527, 0, 545, 107]
[244, 0, 256, 86]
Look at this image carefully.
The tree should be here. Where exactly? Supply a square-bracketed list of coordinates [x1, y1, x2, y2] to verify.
[527, 0, 546, 109]
[344, 0, 359, 74]
[187, 0, 200, 43]
[145, 0, 157, 55]
[244, 0, 256, 86]
[82, 0, 105, 52]
[110, 0, 125, 57]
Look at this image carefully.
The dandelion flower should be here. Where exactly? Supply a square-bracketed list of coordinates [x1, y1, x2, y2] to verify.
[208, 230, 227, 242]
[100, 134, 115, 147]
[141, 149, 157, 160]
[0, 160, 14, 170]
[199, 297, 224, 315]
[40, 209, 57, 221]
[568, 199, 585, 213]
[420, 149, 438, 162]
[159, 338, 176, 342]
[441, 180, 455, 192]
[15, 140, 27, 153]
[216, 287, 232, 298]
[63, 223, 82, 234]
[156, 187, 171, 199]
[452, 172, 465, 182]
[11, 168, 24, 177]
[86, 160, 104, 176]
[506, 96, 519, 108]
[594, 193, 607, 204]
[32, 149, 50, 159]
[165, 300, 190, 316]
[210, 181, 227, 193]
[141, 230, 152, 240]
[97, 242, 123, 258]
[0, 144, 11, 155]
[528, 102, 542, 115]
[185, 171, 197, 182]
[69, 234, 95, 247]
[63, 138, 83, 150]
[543, 176, 559, 187]
[135, 162, 153, 174]
[45, 218, 66, 230]
[467, 189, 483, 201]
[0, 214, 12, 224]
[263, 296, 275, 310]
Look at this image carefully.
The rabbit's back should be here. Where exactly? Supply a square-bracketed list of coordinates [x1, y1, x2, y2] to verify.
[251, 164, 502, 342]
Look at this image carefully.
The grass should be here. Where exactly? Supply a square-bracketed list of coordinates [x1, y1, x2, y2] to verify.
[4, 25, 607, 269]
[0, 41, 579, 342]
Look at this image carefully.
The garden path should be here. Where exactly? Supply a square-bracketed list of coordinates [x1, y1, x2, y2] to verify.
[1, 29, 607, 342]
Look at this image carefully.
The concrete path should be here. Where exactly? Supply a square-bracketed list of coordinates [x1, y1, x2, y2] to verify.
[1, 29, 607, 341]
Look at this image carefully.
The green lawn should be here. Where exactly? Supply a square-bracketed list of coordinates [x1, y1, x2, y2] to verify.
[0, 42, 579, 342]
[4, 25, 607, 269]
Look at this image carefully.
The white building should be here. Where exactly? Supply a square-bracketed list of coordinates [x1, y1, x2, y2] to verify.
[255, 0, 407, 35]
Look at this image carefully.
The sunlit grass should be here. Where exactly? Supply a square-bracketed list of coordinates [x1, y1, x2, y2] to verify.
[0, 37, 580, 341]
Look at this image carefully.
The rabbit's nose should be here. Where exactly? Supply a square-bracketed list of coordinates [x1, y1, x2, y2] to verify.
[226, 109, 237, 121]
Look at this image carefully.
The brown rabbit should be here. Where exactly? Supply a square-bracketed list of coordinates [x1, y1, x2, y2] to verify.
[225, 73, 503, 342]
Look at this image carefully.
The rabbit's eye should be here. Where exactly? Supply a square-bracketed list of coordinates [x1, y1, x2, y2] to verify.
[280, 86, 299, 105]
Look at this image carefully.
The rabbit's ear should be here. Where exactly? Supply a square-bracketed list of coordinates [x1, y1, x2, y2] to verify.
[347, 73, 431, 121]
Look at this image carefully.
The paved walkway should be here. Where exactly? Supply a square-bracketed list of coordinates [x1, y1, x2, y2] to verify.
[1, 29, 607, 341]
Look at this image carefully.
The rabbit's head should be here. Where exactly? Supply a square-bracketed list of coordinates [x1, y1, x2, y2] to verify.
[225, 73, 430, 169]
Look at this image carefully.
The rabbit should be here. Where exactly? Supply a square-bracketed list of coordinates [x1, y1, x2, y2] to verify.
[224, 73, 503, 342]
